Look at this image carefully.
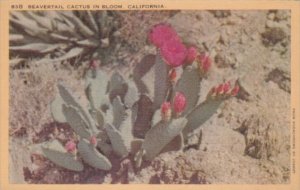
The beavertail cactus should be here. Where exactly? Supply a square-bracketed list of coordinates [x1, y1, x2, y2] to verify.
[37, 23, 240, 173]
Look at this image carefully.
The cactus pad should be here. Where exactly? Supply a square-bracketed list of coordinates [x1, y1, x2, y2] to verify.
[124, 80, 139, 108]
[105, 123, 130, 157]
[183, 99, 223, 136]
[42, 140, 84, 171]
[57, 83, 98, 134]
[78, 139, 112, 170]
[62, 104, 92, 139]
[50, 95, 67, 123]
[143, 117, 187, 160]
[175, 66, 201, 115]
[85, 69, 109, 110]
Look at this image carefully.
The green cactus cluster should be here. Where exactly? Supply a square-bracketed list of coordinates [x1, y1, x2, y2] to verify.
[35, 20, 239, 173]
[38, 50, 236, 172]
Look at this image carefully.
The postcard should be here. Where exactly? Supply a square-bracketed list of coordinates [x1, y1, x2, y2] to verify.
[0, 0, 299, 189]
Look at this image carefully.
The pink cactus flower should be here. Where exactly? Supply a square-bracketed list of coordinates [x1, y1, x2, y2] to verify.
[216, 84, 224, 94]
[231, 85, 240, 96]
[215, 82, 230, 95]
[185, 46, 198, 64]
[173, 92, 187, 115]
[65, 140, 76, 153]
[161, 102, 171, 121]
[197, 53, 212, 73]
[90, 136, 97, 146]
[148, 24, 180, 48]
[160, 39, 188, 67]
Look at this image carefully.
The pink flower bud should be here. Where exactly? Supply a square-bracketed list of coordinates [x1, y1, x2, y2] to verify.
[65, 140, 76, 153]
[231, 85, 240, 96]
[148, 24, 180, 48]
[185, 46, 198, 64]
[160, 39, 188, 67]
[90, 136, 97, 146]
[89, 59, 100, 69]
[197, 53, 211, 73]
[173, 92, 186, 115]
[216, 84, 224, 94]
[168, 69, 177, 83]
[161, 102, 171, 121]
[223, 81, 231, 93]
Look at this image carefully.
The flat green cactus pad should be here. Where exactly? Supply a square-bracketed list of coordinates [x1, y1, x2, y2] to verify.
[175, 66, 201, 115]
[85, 70, 108, 110]
[105, 123, 130, 157]
[184, 99, 223, 136]
[50, 95, 67, 123]
[42, 140, 84, 172]
[78, 139, 112, 170]
[143, 117, 187, 160]
[57, 83, 98, 134]
[62, 104, 92, 139]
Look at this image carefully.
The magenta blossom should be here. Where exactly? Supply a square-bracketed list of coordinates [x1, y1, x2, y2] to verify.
[173, 92, 187, 115]
[148, 24, 180, 48]
[185, 46, 198, 64]
[160, 39, 188, 67]
[65, 140, 76, 153]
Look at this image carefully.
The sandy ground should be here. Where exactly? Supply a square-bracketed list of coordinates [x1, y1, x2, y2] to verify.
[9, 10, 291, 184]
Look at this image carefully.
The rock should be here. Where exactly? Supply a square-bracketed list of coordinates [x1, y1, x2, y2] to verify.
[265, 68, 291, 93]
[261, 27, 286, 46]
[238, 114, 284, 160]
[209, 10, 231, 18]
[275, 10, 288, 21]
[267, 12, 275, 20]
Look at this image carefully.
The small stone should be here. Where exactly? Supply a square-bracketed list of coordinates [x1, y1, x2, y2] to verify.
[266, 20, 275, 28]
[261, 28, 286, 46]
[267, 12, 275, 20]
[275, 10, 288, 21]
